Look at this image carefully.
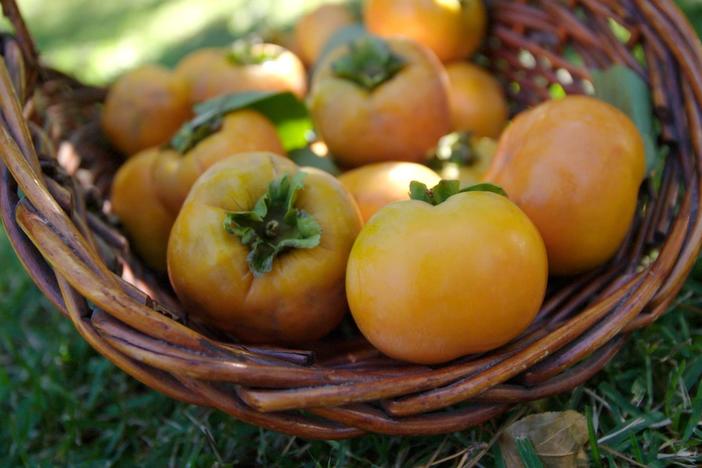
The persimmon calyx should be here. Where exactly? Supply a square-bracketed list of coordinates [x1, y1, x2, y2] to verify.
[170, 91, 274, 154]
[409, 180, 507, 206]
[224, 172, 322, 277]
[431, 132, 479, 167]
[169, 116, 223, 154]
[331, 37, 406, 91]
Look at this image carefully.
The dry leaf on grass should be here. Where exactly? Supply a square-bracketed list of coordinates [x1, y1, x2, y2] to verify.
[499, 410, 589, 468]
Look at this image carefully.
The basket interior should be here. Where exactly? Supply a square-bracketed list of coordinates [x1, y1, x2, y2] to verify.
[41, 0, 671, 351]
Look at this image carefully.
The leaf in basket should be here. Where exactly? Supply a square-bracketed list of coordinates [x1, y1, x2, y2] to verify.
[499, 411, 590, 468]
[591, 65, 658, 175]
[171, 91, 313, 154]
[289, 147, 341, 176]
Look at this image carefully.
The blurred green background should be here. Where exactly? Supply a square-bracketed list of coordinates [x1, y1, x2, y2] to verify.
[0, 0, 343, 84]
[0, 0, 698, 86]
[0, 0, 701, 466]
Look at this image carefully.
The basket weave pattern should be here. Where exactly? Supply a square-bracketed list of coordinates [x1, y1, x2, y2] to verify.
[1, 0, 701, 438]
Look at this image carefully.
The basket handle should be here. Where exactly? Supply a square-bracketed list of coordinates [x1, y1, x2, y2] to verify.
[1, 0, 39, 77]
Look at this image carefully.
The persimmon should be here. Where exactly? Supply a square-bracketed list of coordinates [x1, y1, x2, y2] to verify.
[173, 48, 226, 103]
[486, 96, 646, 275]
[111, 109, 285, 270]
[265, 27, 305, 62]
[309, 36, 451, 167]
[110, 150, 175, 271]
[101, 65, 191, 157]
[365, 0, 487, 62]
[174, 42, 307, 104]
[339, 162, 440, 222]
[294, 4, 355, 66]
[347, 181, 547, 364]
[152, 109, 285, 215]
[446, 62, 509, 138]
[168, 152, 362, 344]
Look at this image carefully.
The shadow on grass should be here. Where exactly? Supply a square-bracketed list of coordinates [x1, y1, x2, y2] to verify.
[154, 17, 235, 68]
[3, 0, 321, 83]
[27, 0, 167, 52]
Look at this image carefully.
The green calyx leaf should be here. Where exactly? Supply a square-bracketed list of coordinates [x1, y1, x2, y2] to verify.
[591, 64, 658, 175]
[409, 180, 507, 206]
[226, 39, 281, 66]
[331, 36, 406, 91]
[224, 173, 322, 277]
[170, 91, 313, 154]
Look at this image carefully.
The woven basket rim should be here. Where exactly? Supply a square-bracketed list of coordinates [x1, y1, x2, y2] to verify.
[1, 0, 702, 439]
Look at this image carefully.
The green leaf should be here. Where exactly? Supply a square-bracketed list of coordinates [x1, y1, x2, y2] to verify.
[409, 180, 507, 205]
[459, 183, 508, 197]
[586, 406, 603, 468]
[591, 65, 658, 174]
[171, 91, 313, 154]
[296, 212, 323, 239]
[597, 411, 667, 446]
[169, 116, 223, 155]
[515, 438, 545, 468]
[409, 181, 433, 204]
[223, 173, 321, 277]
[431, 180, 461, 205]
[317, 24, 368, 65]
[289, 147, 341, 176]
[683, 354, 702, 389]
[683, 383, 702, 441]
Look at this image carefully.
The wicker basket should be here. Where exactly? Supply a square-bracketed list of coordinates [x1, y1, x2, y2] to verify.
[1, 0, 701, 439]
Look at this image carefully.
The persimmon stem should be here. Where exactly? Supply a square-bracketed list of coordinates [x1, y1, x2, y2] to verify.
[265, 220, 280, 238]
[224, 173, 322, 277]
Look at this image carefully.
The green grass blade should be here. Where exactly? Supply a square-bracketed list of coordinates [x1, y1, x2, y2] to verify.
[587, 406, 603, 468]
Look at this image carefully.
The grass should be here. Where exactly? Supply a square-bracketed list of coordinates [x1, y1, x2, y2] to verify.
[0, 0, 701, 465]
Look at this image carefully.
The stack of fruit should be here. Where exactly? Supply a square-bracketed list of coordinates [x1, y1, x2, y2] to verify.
[104, 0, 646, 365]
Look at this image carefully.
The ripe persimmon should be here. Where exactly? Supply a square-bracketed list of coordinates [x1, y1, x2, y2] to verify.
[101, 65, 191, 157]
[365, 0, 487, 62]
[309, 36, 451, 167]
[339, 162, 441, 222]
[347, 181, 547, 364]
[110, 150, 175, 271]
[446, 62, 508, 138]
[294, 4, 355, 66]
[168, 153, 362, 344]
[486, 96, 646, 275]
[111, 109, 285, 270]
[174, 42, 307, 104]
